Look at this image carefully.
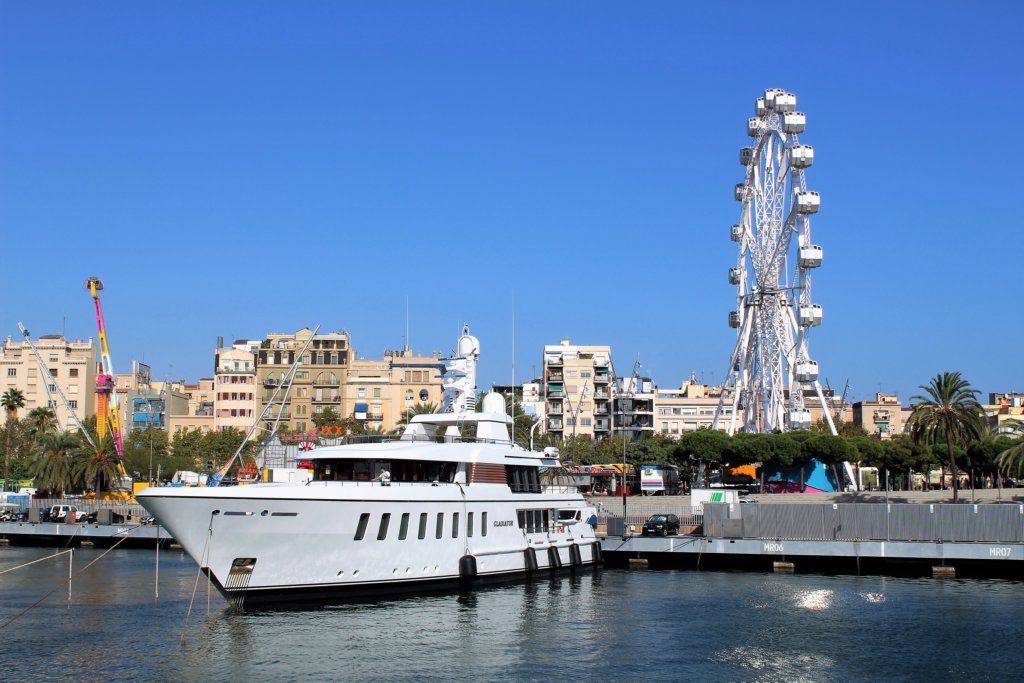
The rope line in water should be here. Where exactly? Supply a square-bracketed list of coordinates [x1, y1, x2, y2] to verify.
[0, 525, 143, 630]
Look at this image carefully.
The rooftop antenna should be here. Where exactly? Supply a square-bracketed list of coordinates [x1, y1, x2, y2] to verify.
[405, 296, 410, 353]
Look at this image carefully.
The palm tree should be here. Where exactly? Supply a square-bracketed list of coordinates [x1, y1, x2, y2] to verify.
[2, 388, 27, 490]
[32, 430, 79, 496]
[74, 435, 123, 494]
[995, 419, 1024, 480]
[393, 402, 439, 429]
[27, 406, 56, 437]
[907, 372, 984, 503]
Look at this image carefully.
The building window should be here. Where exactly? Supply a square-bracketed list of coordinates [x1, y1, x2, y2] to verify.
[373, 388, 381, 398]
[399, 513, 410, 540]
[49, 368, 58, 377]
[358, 388, 365, 398]
[6, 368, 14, 377]
[418, 513, 428, 540]
[69, 368, 78, 378]
[354, 513, 370, 541]
[405, 390, 413, 401]
[49, 356, 58, 362]
[69, 400, 78, 409]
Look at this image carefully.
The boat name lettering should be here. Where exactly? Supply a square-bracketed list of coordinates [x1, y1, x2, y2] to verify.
[493, 520, 515, 527]
[763, 542, 784, 553]
[990, 547, 1013, 558]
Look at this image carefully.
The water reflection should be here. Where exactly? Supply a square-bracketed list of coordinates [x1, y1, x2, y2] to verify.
[3, 548, 1024, 683]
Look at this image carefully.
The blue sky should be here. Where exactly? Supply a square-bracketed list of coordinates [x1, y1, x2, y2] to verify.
[1, 2, 1021, 404]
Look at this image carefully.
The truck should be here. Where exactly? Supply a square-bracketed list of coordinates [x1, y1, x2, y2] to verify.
[640, 464, 681, 495]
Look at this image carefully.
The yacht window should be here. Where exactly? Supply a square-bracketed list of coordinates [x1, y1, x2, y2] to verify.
[354, 513, 370, 541]
[378, 513, 391, 540]
[435, 513, 444, 539]
[399, 513, 410, 540]
[467, 512, 474, 538]
[418, 513, 428, 540]
[452, 512, 459, 539]
[481, 512, 488, 536]
[507, 466, 541, 493]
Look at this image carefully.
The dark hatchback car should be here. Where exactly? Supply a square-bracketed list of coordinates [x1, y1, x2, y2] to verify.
[642, 514, 680, 537]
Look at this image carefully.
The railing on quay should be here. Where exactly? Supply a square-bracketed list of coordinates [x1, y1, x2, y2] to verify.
[702, 502, 1024, 544]
[602, 507, 704, 536]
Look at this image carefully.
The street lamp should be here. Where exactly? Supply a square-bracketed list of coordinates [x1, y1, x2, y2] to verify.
[148, 431, 154, 487]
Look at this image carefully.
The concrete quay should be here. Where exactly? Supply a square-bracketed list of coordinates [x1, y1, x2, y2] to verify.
[587, 488, 1024, 518]
[0, 521, 173, 548]
[601, 534, 1024, 579]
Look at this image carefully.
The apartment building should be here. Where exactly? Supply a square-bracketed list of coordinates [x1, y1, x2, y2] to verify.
[254, 328, 351, 434]
[852, 393, 906, 439]
[983, 392, 1024, 432]
[543, 341, 613, 441]
[0, 333, 97, 430]
[655, 380, 727, 435]
[613, 375, 655, 441]
[346, 347, 445, 432]
[214, 341, 258, 434]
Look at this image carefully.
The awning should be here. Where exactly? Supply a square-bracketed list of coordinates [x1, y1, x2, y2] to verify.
[354, 403, 368, 412]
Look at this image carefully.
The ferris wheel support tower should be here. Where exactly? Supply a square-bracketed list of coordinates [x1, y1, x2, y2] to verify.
[712, 89, 843, 451]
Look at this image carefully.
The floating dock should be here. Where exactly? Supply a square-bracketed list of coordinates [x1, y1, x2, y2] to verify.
[601, 502, 1024, 578]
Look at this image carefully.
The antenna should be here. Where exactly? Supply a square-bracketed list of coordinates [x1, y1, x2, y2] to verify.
[511, 289, 515, 436]
[405, 296, 410, 352]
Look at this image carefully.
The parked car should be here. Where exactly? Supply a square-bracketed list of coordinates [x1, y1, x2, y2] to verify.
[47, 505, 81, 523]
[642, 514, 680, 537]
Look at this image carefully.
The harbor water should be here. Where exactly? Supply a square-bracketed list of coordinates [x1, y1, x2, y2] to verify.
[1, 546, 1021, 682]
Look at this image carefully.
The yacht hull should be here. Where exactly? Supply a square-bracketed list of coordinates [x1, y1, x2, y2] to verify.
[138, 482, 599, 608]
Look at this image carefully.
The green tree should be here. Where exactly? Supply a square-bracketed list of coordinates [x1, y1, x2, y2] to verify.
[31, 430, 78, 496]
[393, 402, 439, 430]
[74, 434, 123, 493]
[202, 428, 250, 472]
[171, 428, 205, 469]
[994, 419, 1024, 480]
[26, 406, 56, 437]
[2, 388, 27, 490]
[122, 426, 170, 483]
[907, 372, 985, 503]
[802, 433, 852, 491]
[311, 407, 343, 430]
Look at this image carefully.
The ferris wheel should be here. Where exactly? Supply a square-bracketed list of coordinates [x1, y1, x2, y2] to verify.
[712, 88, 838, 436]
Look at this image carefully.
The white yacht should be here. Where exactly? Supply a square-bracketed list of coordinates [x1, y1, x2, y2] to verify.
[137, 327, 599, 607]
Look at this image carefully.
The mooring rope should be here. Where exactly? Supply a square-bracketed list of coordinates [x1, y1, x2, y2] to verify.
[179, 519, 214, 647]
[0, 525, 143, 630]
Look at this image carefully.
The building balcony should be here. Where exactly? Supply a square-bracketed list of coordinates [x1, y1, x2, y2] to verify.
[594, 421, 610, 431]
[594, 391, 609, 399]
[548, 404, 563, 415]
[312, 395, 341, 404]
[547, 372, 563, 382]
[263, 378, 283, 387]
[262, 412, 291, 421]
[594, 374, 609, 384]
[548, 420, 563, 430]
[548, 390, 564, 399]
